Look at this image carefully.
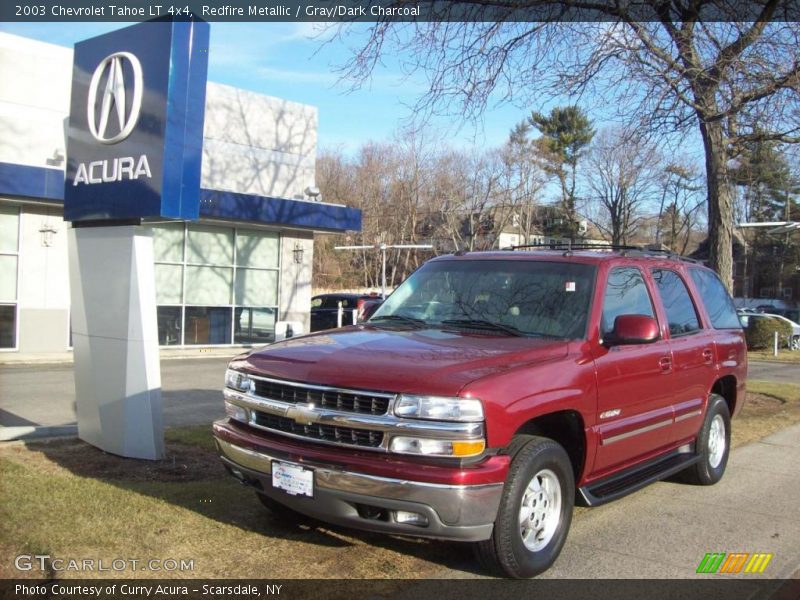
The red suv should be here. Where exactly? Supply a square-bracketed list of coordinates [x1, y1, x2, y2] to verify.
[213, 248, 746, 577]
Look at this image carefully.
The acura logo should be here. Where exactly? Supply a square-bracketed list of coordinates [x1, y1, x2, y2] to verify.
[87, 52, 143, 145]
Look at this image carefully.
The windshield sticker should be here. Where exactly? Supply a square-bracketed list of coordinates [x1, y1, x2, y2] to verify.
[565, 282, 576, 292]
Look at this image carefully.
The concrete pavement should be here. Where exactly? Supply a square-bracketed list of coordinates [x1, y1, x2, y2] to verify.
[749, 361, 800, 385]
[0, 356, 231, 439]
[434, 423, 800, 581]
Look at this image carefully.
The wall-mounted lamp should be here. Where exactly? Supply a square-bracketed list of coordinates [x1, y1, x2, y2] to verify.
[39, 223, 58, 247]
[46, 148, 65, 167]
[293, 243, 304, 264]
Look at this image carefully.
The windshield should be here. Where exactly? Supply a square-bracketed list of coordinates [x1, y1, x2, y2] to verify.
[370, 259, 596, 338]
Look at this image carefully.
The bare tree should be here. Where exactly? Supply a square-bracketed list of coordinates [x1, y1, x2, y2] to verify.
[584, 127, 660, 245]
[336, 2, 800, 290]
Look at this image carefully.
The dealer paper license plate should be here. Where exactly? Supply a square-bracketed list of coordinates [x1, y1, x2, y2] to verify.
[272, 460, 314, 497]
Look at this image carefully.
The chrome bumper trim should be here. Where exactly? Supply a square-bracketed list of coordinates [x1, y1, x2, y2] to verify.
[216, 437, 503, 528]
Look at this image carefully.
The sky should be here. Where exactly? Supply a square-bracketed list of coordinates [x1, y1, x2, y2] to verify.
[0, 21, 537, 154]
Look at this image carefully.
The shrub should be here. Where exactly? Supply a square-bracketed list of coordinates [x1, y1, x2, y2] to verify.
[745, 316, 793, 350]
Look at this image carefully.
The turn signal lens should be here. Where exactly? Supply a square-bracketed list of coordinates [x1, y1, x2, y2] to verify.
[389, 436, 485, 457]
[224, 400, 248, 423]
[451, 440, 487, 457]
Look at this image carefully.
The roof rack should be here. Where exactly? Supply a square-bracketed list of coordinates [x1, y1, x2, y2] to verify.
[510, 242, 701, 263]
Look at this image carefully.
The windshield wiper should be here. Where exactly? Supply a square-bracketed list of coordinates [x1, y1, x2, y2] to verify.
[369, 314, 427, 328]
[441, 318, 525, 337]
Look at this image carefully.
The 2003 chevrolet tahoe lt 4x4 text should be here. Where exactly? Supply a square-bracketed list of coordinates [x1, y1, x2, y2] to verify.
[213, 247, 746, 578]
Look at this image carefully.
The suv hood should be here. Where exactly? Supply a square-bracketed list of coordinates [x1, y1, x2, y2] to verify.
[234, 325, 569, 396]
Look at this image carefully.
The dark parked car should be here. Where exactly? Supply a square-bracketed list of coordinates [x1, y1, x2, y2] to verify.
[216, 248, 746, 578]
[310, 293, 381, 332]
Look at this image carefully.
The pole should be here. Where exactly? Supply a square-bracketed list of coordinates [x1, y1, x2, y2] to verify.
[381, 244, 387, 298]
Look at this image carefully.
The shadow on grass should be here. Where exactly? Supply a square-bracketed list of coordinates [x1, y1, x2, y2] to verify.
[20, 424, 483, 576]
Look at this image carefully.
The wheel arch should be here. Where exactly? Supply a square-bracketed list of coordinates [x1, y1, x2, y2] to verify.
[510, 410, 587, 483]
[710, 375, 738, 416]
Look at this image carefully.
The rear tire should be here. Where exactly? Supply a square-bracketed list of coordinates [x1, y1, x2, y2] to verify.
[474, 436, 574, 578]
[680, 393, 731, 485]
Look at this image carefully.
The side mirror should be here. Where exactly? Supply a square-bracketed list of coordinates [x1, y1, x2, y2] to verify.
[605, 315, 659, 346]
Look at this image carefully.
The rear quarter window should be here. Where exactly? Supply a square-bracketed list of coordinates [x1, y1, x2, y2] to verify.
[688, 268, 742, 329]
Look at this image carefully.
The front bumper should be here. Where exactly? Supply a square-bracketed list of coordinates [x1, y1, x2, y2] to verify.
[213, 420, 505, 542]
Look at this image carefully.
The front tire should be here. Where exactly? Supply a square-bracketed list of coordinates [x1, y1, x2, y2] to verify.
[681, 394, 731, 485]
[474, 436, 574, 578]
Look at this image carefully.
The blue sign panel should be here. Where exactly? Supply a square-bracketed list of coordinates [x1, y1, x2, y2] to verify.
[64, 19, 209, 223]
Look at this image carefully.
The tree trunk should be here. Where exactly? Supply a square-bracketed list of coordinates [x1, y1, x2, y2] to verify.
[699, 118, 735, 292]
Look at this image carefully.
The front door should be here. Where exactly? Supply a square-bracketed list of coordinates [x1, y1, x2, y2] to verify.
[591, 266, 675, 475]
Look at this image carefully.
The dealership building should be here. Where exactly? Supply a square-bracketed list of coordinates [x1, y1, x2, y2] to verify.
[0, 32, 360, 356]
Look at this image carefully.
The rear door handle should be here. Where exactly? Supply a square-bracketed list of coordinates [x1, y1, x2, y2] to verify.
[702, 348, 714, 364]
[659, 357, 672, 372]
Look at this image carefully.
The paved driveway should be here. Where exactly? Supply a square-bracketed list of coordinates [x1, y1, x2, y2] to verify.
[0, 357, 231, 430]
[432, 423, 800, 582]
[748, 360, 800, 385]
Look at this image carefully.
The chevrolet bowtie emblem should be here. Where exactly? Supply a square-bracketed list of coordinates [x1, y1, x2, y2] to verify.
[286, 403, 319, 425]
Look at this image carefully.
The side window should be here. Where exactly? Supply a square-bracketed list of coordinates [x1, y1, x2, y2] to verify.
[601, 267, 656, 336]
[688, 268, 741, 329]
[311, 297, 323, 309]
[652, 269, 701, 336]
[320, 297, 340, 309]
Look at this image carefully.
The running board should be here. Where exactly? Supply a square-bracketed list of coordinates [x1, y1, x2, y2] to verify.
[579, 450, 700, 507]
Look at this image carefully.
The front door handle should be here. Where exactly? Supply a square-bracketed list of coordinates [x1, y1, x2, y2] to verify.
[659, 357, 672, 372]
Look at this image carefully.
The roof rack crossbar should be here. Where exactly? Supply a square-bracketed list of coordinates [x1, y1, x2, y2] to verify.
[509, 242, 700, 263]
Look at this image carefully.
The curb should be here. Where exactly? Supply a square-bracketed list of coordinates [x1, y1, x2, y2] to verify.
[0, 425, 78, 442]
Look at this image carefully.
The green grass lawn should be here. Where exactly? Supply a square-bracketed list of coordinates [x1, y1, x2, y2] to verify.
[0, 426, 468, 580]
[748, 349, 800, 363]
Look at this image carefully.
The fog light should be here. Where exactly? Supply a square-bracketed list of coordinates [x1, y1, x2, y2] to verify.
[394, 510, 429, 527]
[225, 400, 249, 423]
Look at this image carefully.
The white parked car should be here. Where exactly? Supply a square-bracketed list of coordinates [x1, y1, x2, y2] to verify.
[741, 313, 800, 350]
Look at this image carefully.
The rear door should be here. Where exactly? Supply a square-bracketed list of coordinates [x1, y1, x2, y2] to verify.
[591, 266, 675, 474]
[650, 268, 715, 444]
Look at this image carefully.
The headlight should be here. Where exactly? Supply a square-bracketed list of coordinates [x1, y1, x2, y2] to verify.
[389, 436, 485, 457]
[394, 394, 484, 422]
[224, 400, 249, 423]
[225, 369, 252, 393]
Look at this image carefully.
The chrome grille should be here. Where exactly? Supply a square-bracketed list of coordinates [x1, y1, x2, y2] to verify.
[252, 411, 384, 448]
[252, 378, 392, 416]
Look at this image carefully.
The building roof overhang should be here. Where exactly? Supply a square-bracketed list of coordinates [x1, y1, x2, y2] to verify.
[0, 162, 361, 233]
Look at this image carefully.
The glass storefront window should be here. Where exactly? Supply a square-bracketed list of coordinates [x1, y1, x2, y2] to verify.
[149, 223, 280, 347]
[0, 255, 17, 303]
[187, 225, 233, 265]
[152, 223, 184, 262]
[235, 307, 276, 345]
[185, 266, 233, 305]
[0, 305, 15, 348]
[155, 264, 183, 305]
[185, 307, 232, 345]
[236, 230, 279, 268]
[157, 306, 182, 345]
[235, 268, 278, 306]
[0, 206, 19, 253]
